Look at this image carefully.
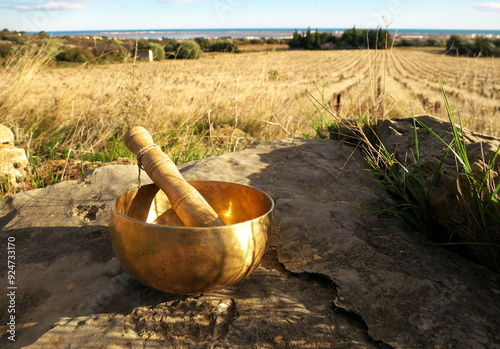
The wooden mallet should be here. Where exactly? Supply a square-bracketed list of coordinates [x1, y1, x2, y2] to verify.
[123, 126, 225, 227]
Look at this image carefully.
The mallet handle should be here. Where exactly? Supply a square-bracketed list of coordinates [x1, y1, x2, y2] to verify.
[124, 126, 225, 227]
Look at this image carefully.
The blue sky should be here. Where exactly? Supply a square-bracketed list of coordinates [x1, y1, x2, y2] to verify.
[0, 0, 499, 32]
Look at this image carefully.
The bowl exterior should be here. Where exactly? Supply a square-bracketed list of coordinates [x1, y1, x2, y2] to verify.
[109, 182, 274, 294]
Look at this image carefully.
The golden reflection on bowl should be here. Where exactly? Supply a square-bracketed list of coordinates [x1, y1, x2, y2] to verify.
[109, 181, 275, 295]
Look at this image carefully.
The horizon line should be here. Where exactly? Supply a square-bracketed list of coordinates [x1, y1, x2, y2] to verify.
[33, 26, 500, 33]
[10, 27, 500, 34]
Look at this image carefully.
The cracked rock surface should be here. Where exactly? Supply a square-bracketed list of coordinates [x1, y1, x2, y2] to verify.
[1, 137, 499, 348]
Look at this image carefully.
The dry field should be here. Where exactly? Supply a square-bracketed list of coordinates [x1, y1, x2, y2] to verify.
[238, 43, 290, 52]
[1, 47, 499, 164]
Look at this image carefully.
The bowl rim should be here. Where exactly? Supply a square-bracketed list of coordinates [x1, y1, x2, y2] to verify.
[111, 180, 275, 230]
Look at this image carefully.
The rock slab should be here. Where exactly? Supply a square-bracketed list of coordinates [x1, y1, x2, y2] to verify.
[1, 137, 499, 348]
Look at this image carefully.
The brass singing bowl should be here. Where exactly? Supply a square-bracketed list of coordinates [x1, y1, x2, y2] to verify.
[109, 181, 275, 295]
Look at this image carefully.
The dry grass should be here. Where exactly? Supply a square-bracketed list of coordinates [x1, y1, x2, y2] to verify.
[0, 46, 498, 168]
[383, 49, 500, 135]
[238, 44, 289, 52]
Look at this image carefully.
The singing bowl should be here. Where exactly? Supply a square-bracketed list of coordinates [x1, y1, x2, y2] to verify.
[109, 181, 275, 295]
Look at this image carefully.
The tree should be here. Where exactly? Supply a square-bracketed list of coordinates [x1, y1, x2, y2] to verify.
[314, 29, 321, 48]
[446, 35, 473, 56]
[341, 27, 366, 48]
[367, 29, 393, 49]
[304, 27, 315, 50]
[474, 37, 496, 57]
[288, 30, 303, 48]
[287, 29, 341, 50]
[446, 35, 498, 57]
[340, 28, 392, 49]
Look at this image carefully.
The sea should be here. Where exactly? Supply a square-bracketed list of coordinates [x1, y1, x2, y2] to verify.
[40, 28, 500, 40]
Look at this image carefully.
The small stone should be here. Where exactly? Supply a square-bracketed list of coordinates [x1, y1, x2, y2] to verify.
[0, 124, 29, 187]
[274, 335, 284, 344]
[0, 124, 15, 146]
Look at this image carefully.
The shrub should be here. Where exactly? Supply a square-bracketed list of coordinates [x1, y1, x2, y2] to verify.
[100, 51, 126, 63]
[250, 38, 264, 45]
[175, 40, 202, 59]
[118, 41, 135, 57]
[148, 42, 165, 61]
[162, 38, 179, 52]
[265, 38, 282, 44]
[0, 43, 12, 58]
[136, 39, 151, 50]
[0, 29, 27, 44]
[194, 37, 212, 51]
[56, 46, 95, 63]
[209, 39, 238, 52]
[426, 38, 445, 47]
[396, 39, 445, 48]
[130, 39, 164, 60]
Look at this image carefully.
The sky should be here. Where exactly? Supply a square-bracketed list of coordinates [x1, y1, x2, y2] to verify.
[0, 0, 499, 33]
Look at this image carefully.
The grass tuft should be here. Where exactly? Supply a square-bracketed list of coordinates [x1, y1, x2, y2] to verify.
[308, 79, 500, 273]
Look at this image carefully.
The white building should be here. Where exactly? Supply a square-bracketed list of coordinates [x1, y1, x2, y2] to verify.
[136, 49, 153, 62]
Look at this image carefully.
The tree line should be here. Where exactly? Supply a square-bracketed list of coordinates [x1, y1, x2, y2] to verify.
[288, 28, 500, 57]
[0, 28, 243, 63]
[2, 28, 499, 65]
[288, 27, 393, 50]
[55, 36, 242, 62]
[446, 34, 500, 57]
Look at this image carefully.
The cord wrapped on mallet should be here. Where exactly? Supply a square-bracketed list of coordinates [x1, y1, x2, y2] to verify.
[123, 126, 225, 227]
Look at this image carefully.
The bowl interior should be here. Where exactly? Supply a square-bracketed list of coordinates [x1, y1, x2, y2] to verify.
[114, 181, 273, 227]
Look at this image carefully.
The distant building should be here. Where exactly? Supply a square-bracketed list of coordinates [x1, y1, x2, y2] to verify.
[136, 49, 153, 62]
[320, 42, 337, 50]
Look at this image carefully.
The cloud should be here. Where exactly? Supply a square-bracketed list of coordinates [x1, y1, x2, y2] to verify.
[471, 2, 500, 15]
[10, 1, 109, 11]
